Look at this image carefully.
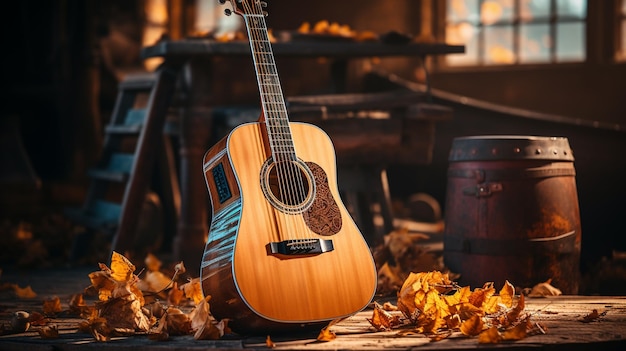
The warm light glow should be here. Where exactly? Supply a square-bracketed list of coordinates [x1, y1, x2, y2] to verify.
[142, 0, 169, 71]
[488, 45, 515, 63]
[481, 1, 504, 25]
[145, 0, 168, 25]
[446, 22, 475, 45]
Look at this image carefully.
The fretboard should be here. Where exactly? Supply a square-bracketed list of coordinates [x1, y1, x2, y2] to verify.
[244, 13, 295, 161]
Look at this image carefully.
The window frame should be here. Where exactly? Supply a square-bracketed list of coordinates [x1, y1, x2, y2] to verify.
[438, 0, 589, 69]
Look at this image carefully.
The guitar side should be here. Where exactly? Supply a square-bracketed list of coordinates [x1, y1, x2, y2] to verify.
[201, 121, 377, 333]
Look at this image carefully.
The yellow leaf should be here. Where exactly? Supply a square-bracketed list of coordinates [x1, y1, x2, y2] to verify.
[478, 326, 502, 344]
[144, 253, 162, 272]
[483, 295, 501, 315]
[266, 335, 276, 348]
[317, 319, 342, 342]
[502, 293, 525, 327]
[110, 251, 136, 283]
[501, 318, 529, 341]
[456, 302, 484, 321]
[468, 285, 495, 309]
[144, 270, 172, 292]
[443, 286, 471, 306]
[499, 280, 515, 308]
[180, 278, 204, 305]
[416, 305, 445, 333]
[14, 284, 37, 299]
[367, 302, 400, 331]
[168, 282, 185, 306]
[460, 314, 484, 336]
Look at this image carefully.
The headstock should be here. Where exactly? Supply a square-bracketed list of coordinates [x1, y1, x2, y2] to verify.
[219, 0, 268, 17]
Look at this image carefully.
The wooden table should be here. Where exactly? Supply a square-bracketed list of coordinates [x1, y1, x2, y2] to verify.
[1, 265, 625, 351]
[139, 39, 464, 269]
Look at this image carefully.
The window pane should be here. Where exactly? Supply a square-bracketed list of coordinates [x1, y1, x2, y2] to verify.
[447, 0, 480, 23]
[481, 0, 514, 25]
[556, 22, 585, 61]
[557, 0, 587, 18]
[621, 20, 626, 59]
[485, 26, 515, 64]
[520, 0, 551, 22]
[446, 23, 480, 65]
[519, 24, 551, 63]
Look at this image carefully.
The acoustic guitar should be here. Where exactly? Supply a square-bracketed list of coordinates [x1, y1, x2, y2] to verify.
[200, 0, 377, 333]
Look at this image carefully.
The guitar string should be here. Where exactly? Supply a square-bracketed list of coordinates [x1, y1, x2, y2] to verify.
[245, 2, 312, 241]
[243, 4, 284, 243]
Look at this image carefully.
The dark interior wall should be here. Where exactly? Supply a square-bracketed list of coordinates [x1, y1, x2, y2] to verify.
[265, 0, 419, 33]
[428, 64, 626, 125]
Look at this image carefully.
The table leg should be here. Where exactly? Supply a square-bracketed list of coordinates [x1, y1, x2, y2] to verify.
[173, 58, 214, 273]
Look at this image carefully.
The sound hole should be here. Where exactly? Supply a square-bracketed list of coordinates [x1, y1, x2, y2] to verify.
[261, 159, 316, 214]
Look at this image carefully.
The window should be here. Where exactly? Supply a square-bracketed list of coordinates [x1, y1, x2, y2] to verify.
[618, 0, 626, 61]
[445, 0, 587, 66]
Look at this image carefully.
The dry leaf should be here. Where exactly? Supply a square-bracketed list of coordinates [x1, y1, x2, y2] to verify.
[528, 279, 562, 297]
[28, 311, 49, 326]
[38, 324, 59, 339]
[144, 270, 172, 292]
[501, 317, 530, 341]
[168, 281, 185, 306]
[499, 280, 515, 308]
[165, 308, 192, 335]
[460, 314, 484, 336]
[478, 326, 502, 344]
[468, 284, 495, 309]
[194, 319, 224, 340]
[382, 301, 398, 311]
[180, 278, 204, 305]
[110, 251, 136, 283]
[317, 319, 343, 342]
[266, 335, 276, 348]
[367, 302, 401, 331]
[144, 253, 162, 272]
[502, 294, 525, 327]
[14, 284, 37, 299]
[43, 296, 62, 315]
[580, 309, 607, 323]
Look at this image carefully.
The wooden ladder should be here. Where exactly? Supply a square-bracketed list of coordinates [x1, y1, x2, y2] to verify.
[65, 68, 180, 260]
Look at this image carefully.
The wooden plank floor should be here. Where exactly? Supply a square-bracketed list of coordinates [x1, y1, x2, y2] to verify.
[1, 267, 625, 350]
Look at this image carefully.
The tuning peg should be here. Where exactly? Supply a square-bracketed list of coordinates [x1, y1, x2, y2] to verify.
[261, 1, 268, 7]
[224, 8, 232, 16]
[263, 11, 268, 17]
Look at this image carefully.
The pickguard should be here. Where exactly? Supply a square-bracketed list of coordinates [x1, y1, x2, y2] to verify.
[303, 162, 342, 236]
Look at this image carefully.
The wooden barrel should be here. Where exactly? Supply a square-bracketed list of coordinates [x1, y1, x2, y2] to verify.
[443, 136, 582, 294]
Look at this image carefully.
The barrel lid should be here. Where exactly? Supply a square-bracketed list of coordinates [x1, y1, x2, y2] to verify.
[448, 135, 574, 161]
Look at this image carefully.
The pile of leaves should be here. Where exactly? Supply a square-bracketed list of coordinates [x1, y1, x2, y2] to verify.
[81, 251, 230, 341]
[367, 271, 547, 344]
[1, 251, 230, 341]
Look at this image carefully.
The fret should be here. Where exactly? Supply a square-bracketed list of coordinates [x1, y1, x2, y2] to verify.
[261, 97, 283, 104]
[244, 9, 296, 160]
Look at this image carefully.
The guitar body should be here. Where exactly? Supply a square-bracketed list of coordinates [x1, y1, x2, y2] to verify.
[202, 121, 377, 333]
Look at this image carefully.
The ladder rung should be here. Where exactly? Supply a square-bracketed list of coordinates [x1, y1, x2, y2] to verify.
[105, 124, 142, 135]
[90, 153, 133, 181]
[87, 169, 129, 182]
[125, 108, 146, 125]
[118, 73, 156, 91]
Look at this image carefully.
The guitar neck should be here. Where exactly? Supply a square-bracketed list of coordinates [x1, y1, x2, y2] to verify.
[244, 12, 295, 162]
